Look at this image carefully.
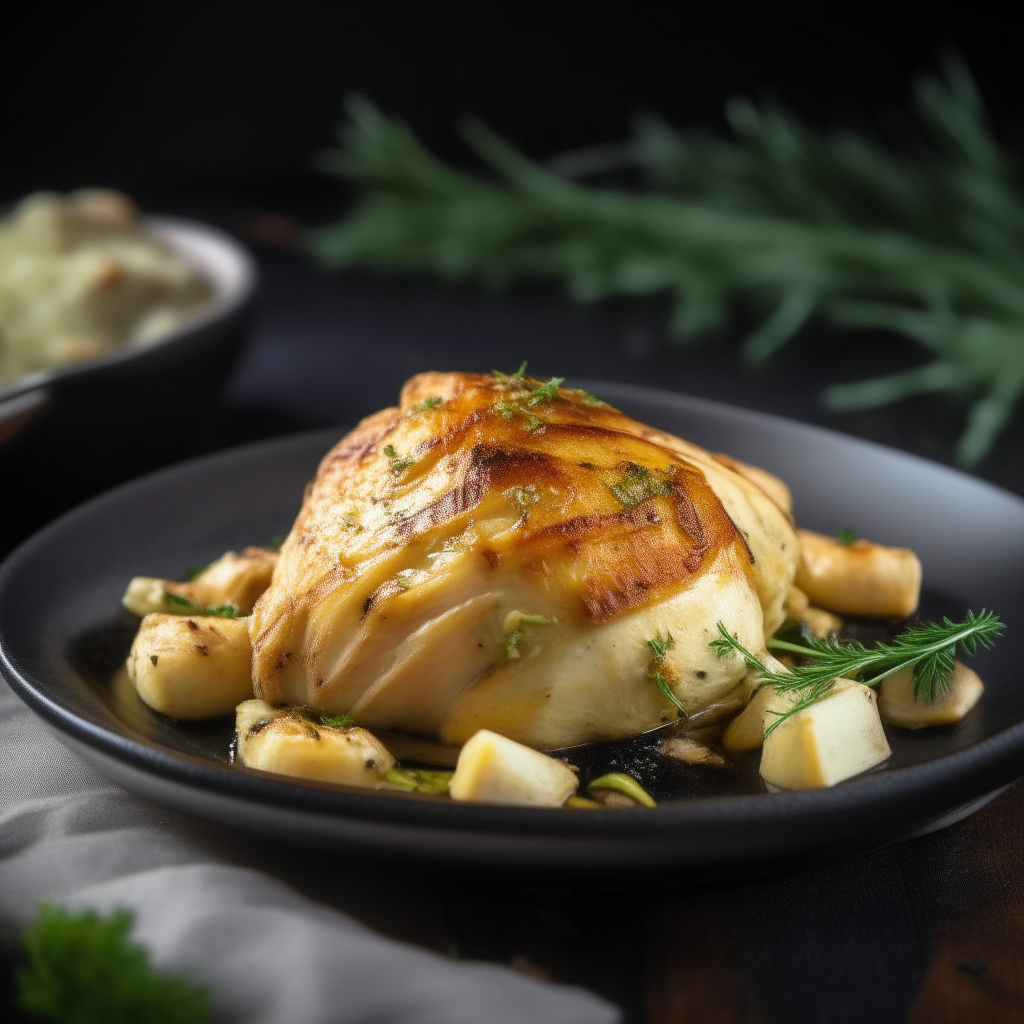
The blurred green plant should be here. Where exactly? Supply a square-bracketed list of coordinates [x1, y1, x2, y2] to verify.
[311, 58, 1024, 466]
[15, 903, 209, 1024]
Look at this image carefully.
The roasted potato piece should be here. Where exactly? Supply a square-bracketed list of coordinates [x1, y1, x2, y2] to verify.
[795, 530, 921, 618]
[126, 613, 253, 719]
[448, 729, 579, 807]
[722, 682, 798, 752]
[759, 679, 891, 789]
[783, 585, 842, 638]
[122, 546, 278, 617]
[235, 700, 395, 787]
[879, 661, 983, 729]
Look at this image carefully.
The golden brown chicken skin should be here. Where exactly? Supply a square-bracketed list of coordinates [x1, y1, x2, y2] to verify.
[249, 372, 799, 749]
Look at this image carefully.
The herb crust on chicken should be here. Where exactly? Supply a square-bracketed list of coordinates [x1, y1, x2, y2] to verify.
[248, 371, 799, 749]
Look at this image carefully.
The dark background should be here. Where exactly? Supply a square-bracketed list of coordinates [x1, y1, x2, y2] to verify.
[4, 6, 1024, 1023]
[2, 5, 1021, 197]
[3, 4, 1023, 490]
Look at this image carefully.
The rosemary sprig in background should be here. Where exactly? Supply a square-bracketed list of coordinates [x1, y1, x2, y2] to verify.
[312, 58, 1024, 466]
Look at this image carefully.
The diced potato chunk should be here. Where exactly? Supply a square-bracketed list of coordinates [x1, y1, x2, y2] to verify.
[126, 613, 253, 719]
[783, 585, 842, 637]
[722, 683, 798, 751]
[795, 529, 921, 618]
[721, 655, 796, 752]
[879, 661, 983, 728]
[122, 547, 278, 617]
[122, 576, 169, 617]
[448, 729, 578, 807]
[235, 700, 395, 787]
[759, 679, 891, 789]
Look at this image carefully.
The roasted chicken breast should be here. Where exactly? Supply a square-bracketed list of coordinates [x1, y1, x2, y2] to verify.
[249, 372, 799, 749]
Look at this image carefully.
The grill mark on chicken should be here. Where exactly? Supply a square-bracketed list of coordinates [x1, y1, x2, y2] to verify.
[395, 444, 554, 539]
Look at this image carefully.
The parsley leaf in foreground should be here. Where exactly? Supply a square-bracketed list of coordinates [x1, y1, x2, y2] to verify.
[16, 904, 210, 1024]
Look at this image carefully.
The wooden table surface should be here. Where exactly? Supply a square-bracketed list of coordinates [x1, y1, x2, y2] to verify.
[4, 187, 1023, 1023]
[359, 779, 1024, 1024]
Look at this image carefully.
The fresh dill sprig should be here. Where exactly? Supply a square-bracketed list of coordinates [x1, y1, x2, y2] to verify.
[16, 903, 210, 1024]
[416, 396, 443, 411]
[836, 528, 858, 545]
[711, 611, 1002, 736]
[313, 60, 1024, 465]
[162, 592, 239, 618]
[610, 463, 671, 508]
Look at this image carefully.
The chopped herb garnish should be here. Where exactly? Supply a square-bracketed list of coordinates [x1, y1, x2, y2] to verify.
[609, 463, 671, 508]
[501, 611, 551, 659]
[393, 571, 415, 590]
[385, 767, 454, 794]
[712, 611, 1003, 736]
[524, 376, 565, 407]
[383, 443, 416, 473]
[496, 402, 544, 432]
[492, 360, 529, 379]
[836, 528, 858, 545]
[266, 535, 284, 551]
[342, 515, 365, 533]
[16, 903, 210, 1023]
[505, 484, 540, 507]
[572, 389, 605, 407]
[162, 592, 239, 618]
[184, 564, 208, 582]
[646, 631, 675, 660]
[588, 772, 657, 808]
[645, 631, 687, 719]
[417, 396, 443, 411]
[319, 713, 354, 728]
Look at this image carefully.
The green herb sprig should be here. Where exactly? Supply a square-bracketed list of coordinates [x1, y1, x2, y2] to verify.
[383, 443, 416, 473]
[385, 767, 454, 794]
[313, 60, 1024, 465]
[711, 610, 1002, 735]
[644, 631, 688, 719]
[319, 712, 354, 728]
[501, 612, 551, 659]
[16, 903, 210, 1024]
[162, 592, 239, 618]
[610, 463, 671, 508]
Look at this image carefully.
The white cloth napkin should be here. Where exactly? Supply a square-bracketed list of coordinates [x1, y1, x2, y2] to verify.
[0, 679, 619, 1023]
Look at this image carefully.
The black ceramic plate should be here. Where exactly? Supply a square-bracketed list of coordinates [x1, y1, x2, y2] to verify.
[2, 383, 1023, 871]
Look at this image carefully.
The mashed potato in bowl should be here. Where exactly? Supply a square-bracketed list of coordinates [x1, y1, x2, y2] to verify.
[0, 189, 213, 386]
